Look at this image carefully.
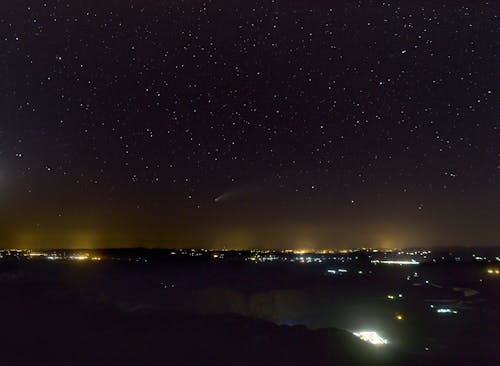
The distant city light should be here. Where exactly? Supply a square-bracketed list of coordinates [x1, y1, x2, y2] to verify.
[395, 313, 404, 321]
[371, 259, 420, 265]
[436, 308, 458, 314]
[487, 268, 499, 275]
[327, 268, 347, 275]
[352, 331, 388, 346]
[28, 252, 44, 257]
[69, 254, 90, 261]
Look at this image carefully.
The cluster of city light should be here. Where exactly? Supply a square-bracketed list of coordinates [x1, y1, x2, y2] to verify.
[294, 256, 324, 264]
[27, 252, 102, 261]
[28, 252, 44, 257]
[473, 256, 487, 261]
[246, 253, 356, 264]
[69, 254, 90, 261]
[433, 307, 458, 314]
[371, 259, 420, 265]
[395, 250, 431, 255]
[327, 268, 348, 275]
[352, 331, 388, 346]
[487, 268, 499, 275]
[169, 249, 206, 257]
[387, 293, 403, 300]
[213, 248, 434, 264]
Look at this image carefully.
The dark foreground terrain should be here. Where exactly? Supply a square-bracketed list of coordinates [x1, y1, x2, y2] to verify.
[0, 283, 422, 366]
[0, 256, 498, 365]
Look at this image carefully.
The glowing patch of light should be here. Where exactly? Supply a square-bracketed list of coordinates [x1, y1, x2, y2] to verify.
[436, 308, 458, 314]
[352, 331, 388, 346]
[28, 252, 44, 257]
[69, 255, 89, 261]
[327, 268, 347, 275]
[372, 259, 419, 265]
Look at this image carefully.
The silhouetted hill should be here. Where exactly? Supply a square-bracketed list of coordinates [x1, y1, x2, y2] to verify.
[0, 282, 425, 366]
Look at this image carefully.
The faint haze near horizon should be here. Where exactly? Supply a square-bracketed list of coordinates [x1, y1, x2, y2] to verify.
[2, 212, 497, 250]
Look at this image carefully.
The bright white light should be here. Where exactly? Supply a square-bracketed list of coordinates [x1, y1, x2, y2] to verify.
[327, 268, 347, 274]
[371, 259, 419, 265]
[352, 331, 388, 345]
[436, 308, 458, 314]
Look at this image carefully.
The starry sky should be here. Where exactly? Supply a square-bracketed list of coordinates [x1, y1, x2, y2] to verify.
[0, 0, 498, 249]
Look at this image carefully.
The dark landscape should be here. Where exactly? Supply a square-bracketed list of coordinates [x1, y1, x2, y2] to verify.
[1, 248, 499, 365]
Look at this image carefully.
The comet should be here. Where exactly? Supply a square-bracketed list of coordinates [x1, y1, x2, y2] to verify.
[213, 185, 254, 203]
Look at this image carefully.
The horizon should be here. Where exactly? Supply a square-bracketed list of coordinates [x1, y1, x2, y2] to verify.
[3, 245, 499, 252]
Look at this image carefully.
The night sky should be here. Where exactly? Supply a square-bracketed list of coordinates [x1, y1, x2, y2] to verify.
[0, 0, 498, 249]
